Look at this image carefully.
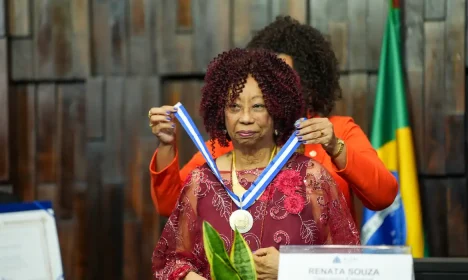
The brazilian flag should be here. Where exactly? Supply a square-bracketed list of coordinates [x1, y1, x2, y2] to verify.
[360, 0, 427, 258]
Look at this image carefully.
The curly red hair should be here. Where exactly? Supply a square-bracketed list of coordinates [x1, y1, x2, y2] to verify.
[200, 48, 305, 148]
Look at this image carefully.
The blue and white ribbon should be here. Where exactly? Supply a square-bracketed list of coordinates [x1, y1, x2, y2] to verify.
[174, 102, 301, 210]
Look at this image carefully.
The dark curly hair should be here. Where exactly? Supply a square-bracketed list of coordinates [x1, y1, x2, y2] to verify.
[246, 15, 341, 117]
[200, 48, 304, 148]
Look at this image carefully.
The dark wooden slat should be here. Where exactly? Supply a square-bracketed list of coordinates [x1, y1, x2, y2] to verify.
[347, 0, 367, 71]
[51, 0, 73, 78]
[232, 0, 251, 48]
[70, 0, 91, 77]
[91, 0, 110, 75]
[445, 0, 465, 114]
[129, 0, 152, 74]
[328, 22, 348, 72]
[139, 137, 161, 279]
[349, 74, 369, 135]
[123, 77, 143, 213]
[101, 183, 124, 279]
[103, 77, 125, 182]
[367, 74, 377, 135]
[446, 178, 468, 256]
[333, 74, 350, 116]
[57, 84, 86, 218]
[250, 0, 270, 33]
[71, 183, 87, 279]
[309, 0, 328, 35]
[422, 178, 448, 257]
[109, 0, 128, 75]
[404, 0, 424, 171]
[57, 220, 76, 280]
[85, 142, 104, 279]
[177, 0, 192, 31]
[366, 0, 388, 71]
[154, 0, 194, 74]
[10, 39, 34, 80]
[85, 77, 104, 140]
[33, 0, 54, 78]
[423, 21, 446, 175]
[0, 39, 8, 181]
[424, 0, 446, 20]
[327, 0, 348, 72]
[36, 84, 57, 183]
[192, 0, 230, 71]
[0, 0, 5, 37]
[8, 0, 31, 37]
[13, 85, 36, 200]
[123, 217, 142, 280]
[445, 114, 465, 174]
[271, 0, 307, 23]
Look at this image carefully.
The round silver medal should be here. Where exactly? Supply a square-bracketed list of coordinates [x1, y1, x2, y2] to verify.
[229, 209, 254, 233]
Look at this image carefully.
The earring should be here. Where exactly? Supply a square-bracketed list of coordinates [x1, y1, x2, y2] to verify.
[223, 130, 227, 134]
[274, 129, 278, 136]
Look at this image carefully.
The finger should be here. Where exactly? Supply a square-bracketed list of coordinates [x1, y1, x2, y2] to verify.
[148, 106, 177, 116]
[297, 131, 324, 142]
[253, 248, 269, 256]
[295, 117, 327, 129]
[149, 114, 173, 124]
[296, 122, 329, 136]
[152, 123, 175, 132]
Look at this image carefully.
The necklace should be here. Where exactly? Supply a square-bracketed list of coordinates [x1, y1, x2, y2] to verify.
[229, 146, 276, 233]
[231, 146, 277, 197]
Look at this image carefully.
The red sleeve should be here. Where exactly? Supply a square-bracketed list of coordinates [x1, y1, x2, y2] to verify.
[149, 141, 233, 216]
[332, 117, 399, 210]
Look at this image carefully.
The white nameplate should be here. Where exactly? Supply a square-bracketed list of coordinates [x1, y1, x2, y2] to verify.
[0, 201, 64, 280]
[278, 246, 413, 280]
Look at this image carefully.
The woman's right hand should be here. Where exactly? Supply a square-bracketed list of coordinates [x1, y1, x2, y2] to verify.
[148, 105, 178, 145]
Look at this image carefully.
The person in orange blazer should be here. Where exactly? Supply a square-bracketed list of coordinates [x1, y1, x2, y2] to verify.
[148, 16, 398, 223]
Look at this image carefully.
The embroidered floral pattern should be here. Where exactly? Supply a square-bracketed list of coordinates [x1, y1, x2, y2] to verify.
[152, 156, 361, 280]
[284, 194, 305, 214]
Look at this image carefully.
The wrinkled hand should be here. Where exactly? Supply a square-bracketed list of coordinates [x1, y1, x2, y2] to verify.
[148, 105, 178, 145]
[296, 118, 337, 154]
[253, 247, 279, 280]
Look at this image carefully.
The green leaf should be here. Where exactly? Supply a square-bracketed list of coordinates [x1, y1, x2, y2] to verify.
[202, 221, 231, 266]
[211, 253, 242, 280]
[230, 229, 257, 280]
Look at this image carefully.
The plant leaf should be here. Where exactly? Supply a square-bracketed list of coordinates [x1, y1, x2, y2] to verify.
[211, 253, 242, 280]
[230, 229, 257, 280]
[202, 221, 231, 266]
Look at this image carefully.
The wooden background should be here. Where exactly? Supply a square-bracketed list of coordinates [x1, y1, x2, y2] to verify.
[0, 0, 467, 279]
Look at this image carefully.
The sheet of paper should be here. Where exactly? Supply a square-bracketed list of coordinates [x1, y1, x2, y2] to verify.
[0, 203, 63, 280]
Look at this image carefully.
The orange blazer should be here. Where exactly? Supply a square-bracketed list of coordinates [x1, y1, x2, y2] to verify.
[149, 116, 398, 221]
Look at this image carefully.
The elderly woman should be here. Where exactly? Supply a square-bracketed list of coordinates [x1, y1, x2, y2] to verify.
[152, 48, 360, 280]
[148, 16, 397, 223]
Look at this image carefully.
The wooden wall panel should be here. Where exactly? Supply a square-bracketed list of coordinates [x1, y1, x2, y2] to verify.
[12, 85, 36, 201]
[8, 0, 31, 37]
[424, 21, 446, 175]
[2, 1, 468, 279]
[0, 39, 8, 181]
[36, 84, 57, 184]
[403, 0, 424, 170]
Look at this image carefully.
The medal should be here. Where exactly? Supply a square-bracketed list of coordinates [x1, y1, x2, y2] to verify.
[229, 209, 254, 233]
[173, 103, 301, 232]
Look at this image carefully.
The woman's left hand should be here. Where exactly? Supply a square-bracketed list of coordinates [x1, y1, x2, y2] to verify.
[253, 247, 279, 280]
[296, 118, 337, 154]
